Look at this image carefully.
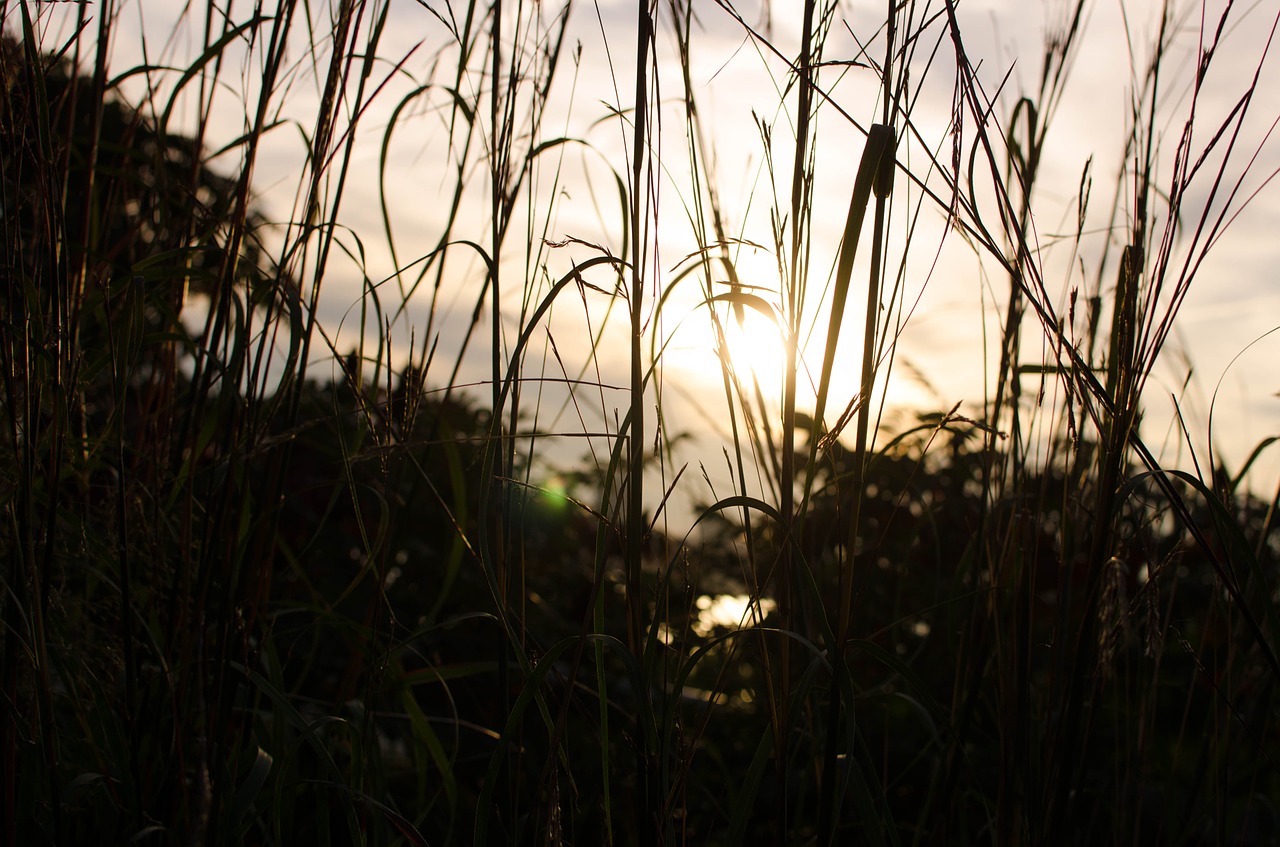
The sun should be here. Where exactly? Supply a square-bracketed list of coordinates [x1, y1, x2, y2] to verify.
[662, 245, 792, 404]
[704, 246, 791, 399]
[665, 247, 886, 422]
[664, 298, 786, 395]
[719, 302, 788, 397]
[667, 274, 897, 438]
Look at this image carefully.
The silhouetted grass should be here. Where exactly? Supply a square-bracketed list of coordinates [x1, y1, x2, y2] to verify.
[3, 1, 1278, 844]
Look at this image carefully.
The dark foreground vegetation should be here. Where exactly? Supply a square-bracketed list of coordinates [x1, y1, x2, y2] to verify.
[3, 1, 1279, 844]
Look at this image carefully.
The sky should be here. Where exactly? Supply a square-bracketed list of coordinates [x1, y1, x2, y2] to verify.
[20, 0, 1280, 516]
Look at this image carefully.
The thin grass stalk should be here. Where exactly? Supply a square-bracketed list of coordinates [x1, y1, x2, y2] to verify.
[178, 6, 331, 837]
[490, 0, 504, 467]
[176, 2, 289, 455]
[1043, 7, 1162, 837]
[66, 0, 110, 338]
[0, 33, 24, 826]
[988, 84, 1053, 847]
[626, 0, 651, 658]
[816, 2, 900, 820]
[299, 9, 403, 819]
[480, 0, 517, 823]
[103, 280, 148, 832]
[285, 0, 360, 393]
[159, 4, 231, 678]
[667, 1, 785, 794]
[778, 4, 817, 807]
[969, 72, 1067, 846]
[803, 118, 892, 842]
[1, 470, 14, 841]
[407, 2, 486, 404]
[626, 2, 656, 838]
[1045, 240, 1146, 844]
[14, 5, 116, 835]
[9, 15, 56, 841]
[847, 0, 899, 809]
[87, 1, 142, 829]
[466, 3, 576, 830]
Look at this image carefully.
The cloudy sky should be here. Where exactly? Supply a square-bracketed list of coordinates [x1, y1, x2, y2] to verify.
[26, 0, 1280, 508]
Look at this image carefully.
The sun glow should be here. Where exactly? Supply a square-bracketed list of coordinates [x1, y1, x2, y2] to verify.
[719, 303, 788, 398]
[662, 244, 793, 408]
[665, 249, 909, 428]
